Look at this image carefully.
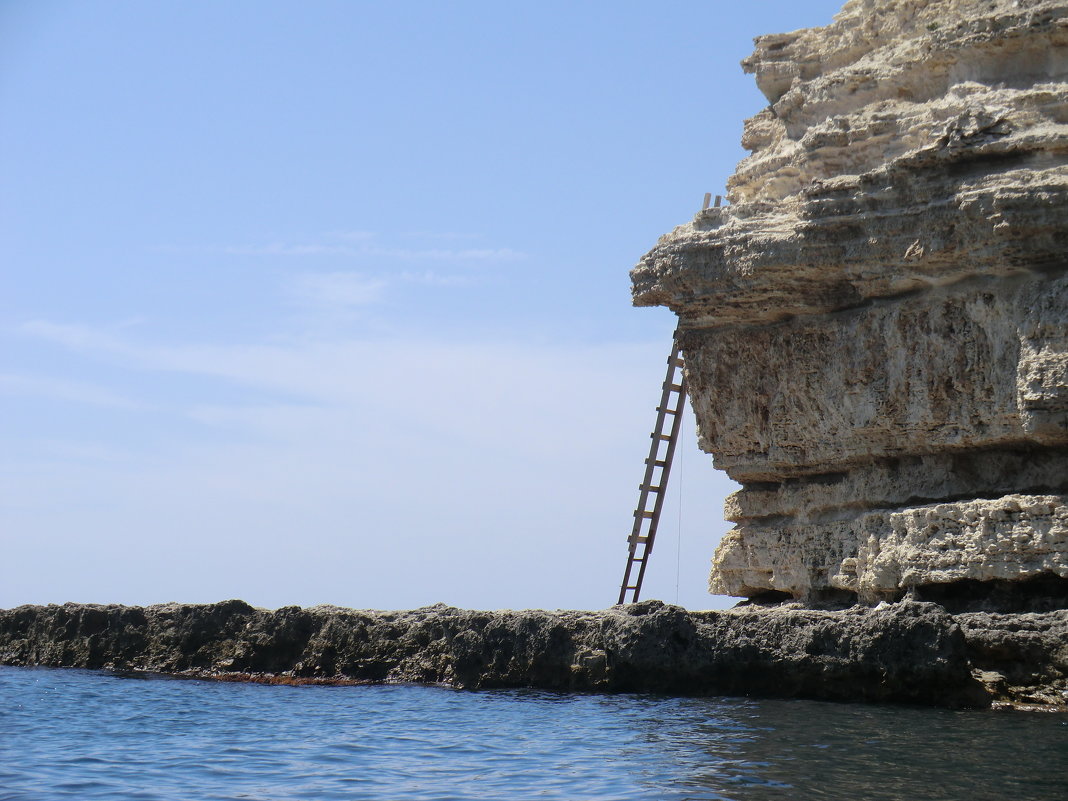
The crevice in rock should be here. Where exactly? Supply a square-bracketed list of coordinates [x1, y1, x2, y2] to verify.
[679, 268, 1068, 340]
[913, 574, 1068, 613]
[734, 589, 794, 606]
[727, 445, 1068, 526]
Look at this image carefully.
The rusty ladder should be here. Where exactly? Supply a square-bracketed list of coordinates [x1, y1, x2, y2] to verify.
[617, 335, 687, 605]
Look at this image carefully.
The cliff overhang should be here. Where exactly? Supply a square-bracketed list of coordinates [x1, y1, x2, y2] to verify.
[633, 0, 1068, 605]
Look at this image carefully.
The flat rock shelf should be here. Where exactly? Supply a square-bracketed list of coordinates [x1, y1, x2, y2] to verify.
[1, 599, 1064, 711]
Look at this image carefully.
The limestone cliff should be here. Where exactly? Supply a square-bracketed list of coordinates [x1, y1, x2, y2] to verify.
[632, 0, 1068, 602]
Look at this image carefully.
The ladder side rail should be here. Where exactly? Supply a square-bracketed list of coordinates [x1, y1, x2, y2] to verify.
[630, 376, 687, 597]
[630, 542, 652, 603]
[639, 374, 687, 555]
[626, 466, 659, 546]
[621, 471, 660, 602]
[617, 340, 687, 604]
[626, 359, 680, 544]
[626, 400, 675, 544]
[620, 490, 656, 601]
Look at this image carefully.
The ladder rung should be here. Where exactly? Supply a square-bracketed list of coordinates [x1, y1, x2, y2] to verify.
[618, 337, 687, 606]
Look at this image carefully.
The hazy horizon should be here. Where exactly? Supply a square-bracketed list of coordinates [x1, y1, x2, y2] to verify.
[2, 0, 846, 612]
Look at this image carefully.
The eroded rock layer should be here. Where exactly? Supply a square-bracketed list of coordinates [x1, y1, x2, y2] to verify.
[632, 0, 1068, 602]
[2, 600, 1066, 709]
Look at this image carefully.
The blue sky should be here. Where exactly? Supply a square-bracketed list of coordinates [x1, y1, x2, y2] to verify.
[1, 0, 844, 611]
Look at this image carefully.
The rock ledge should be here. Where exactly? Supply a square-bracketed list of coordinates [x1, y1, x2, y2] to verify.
[2, 600, 1064, 710]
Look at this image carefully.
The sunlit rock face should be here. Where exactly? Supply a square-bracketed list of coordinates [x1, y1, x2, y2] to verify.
[632, 0, 1068, 603]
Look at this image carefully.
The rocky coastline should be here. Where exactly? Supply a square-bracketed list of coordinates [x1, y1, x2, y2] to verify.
[610, 0, 1068, 712]
[2, 599, 1065, 711]
[6, 2, 1065, 716]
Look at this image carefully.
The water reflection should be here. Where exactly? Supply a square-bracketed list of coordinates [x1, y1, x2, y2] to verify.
[654, 696, 1068, 801]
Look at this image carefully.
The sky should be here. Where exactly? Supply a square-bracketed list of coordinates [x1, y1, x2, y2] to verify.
[1, 0, 845, 612]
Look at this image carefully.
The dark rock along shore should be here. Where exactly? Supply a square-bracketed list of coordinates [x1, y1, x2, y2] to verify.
[2, 599, 1064, 710]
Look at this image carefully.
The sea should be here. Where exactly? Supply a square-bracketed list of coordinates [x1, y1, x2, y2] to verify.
[1, 666, 1065, 800]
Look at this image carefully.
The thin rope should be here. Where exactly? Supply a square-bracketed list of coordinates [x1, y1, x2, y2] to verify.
[674, 408, 684, 605]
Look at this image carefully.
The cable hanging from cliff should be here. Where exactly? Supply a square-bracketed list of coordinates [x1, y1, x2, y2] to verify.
[675, 405, 684, 606]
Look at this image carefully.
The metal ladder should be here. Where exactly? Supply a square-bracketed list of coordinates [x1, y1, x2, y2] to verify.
[617, 336, 687, 605]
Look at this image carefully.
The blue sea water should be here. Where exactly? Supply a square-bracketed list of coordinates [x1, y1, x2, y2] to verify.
[0, 666, 1065, 801]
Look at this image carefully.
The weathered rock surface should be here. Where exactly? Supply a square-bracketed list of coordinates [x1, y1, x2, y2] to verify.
[632, 0, 1068, 602]
[1, 600, 1065, 710]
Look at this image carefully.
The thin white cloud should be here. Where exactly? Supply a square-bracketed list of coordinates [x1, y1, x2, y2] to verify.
[397, 270, 471, 286]
[220, 242, 526, 261]
[290, 272, 387, 308]
[223, 243, 360, 257]
[17, 320, 665, 450]
[402, 231, 484, 241]
[158, 230, 528, 264]
[185, 403, 335, 440]
[365, 246, 526, 262]
[0, 372, 141, 409]
[19, 320, 131, 355]
[281, 268, 470, 321]
[323, 230, 377, 242]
